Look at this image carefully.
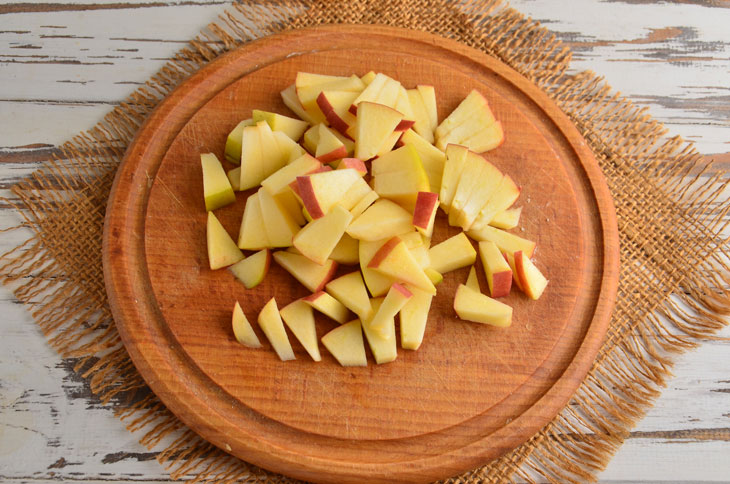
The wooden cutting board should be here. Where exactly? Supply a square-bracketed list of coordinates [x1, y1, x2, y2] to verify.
[103, 25, 619, 484]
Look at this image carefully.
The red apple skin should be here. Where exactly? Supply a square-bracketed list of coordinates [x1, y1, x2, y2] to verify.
[296, 176, 324, 219]
[392, 282, 413, 299]
[412, 191, 439, 229]
[339, 158, 367, 175]
[303, 291, 326, 303]
[313, 261, 339, 292]
[367, 237, 401, 269]
[348, 104, 358, 116]
[490, 270, 512, 298]
[317, 92, 355, 139]
[316, 146, 348, 164]
[509, 250, 526, 291]
[394, 119, 416, 132]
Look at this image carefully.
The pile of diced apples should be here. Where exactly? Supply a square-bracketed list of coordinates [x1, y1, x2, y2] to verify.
[202, 71, 548, 367]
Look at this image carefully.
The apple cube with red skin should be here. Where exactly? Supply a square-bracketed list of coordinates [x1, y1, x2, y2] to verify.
[453, 284, 512, 327]
[479, 241, 512, 298]
[412, 191, 439, 238]
[296, 168, 361, 219]
[229, 249, 270, 289]
[279, 299, 321, 361]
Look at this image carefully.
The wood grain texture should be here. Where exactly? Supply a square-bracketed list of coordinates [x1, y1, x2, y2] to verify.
[102, 25, 618, 483]
[1, 1, 729, 483]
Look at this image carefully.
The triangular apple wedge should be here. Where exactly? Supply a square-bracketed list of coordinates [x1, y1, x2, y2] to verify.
[229, 249, 270, 289]
[326, 271, 373, 321]
[321, 319, 367, 367]
[361, 297, 397, 364]
[368, 236, 436, 294]
[273, 250, 338, 293]
[232, 301, 261, 348]
[201, 153, 235, 211]
[237, 192, 270, 250]
[207, 212, 244, 270]
[296, 168, 361, 219]
[258, 297, 296, 361]
[354, 101, 403, 160]
[280, 299, 321, 361]
[346, 199, 413, 242]
[453, 284, 513, 327]
[400, 285, 433, 350]
[293, 204, 353, 265]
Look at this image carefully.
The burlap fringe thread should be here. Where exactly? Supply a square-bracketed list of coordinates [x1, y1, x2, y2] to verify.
[2, 0, 729, 482]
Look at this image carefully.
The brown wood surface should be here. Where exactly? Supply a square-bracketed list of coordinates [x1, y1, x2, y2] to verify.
[102, 25, 619, 484]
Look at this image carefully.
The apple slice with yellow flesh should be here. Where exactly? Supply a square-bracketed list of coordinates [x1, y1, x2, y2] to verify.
[407, 88, 434, 143]
[325, 271, 373, 320]
[361, 297, 397, 364]
[368, 236, 436, 294]
[460, 120, 504, 153]
[514, 251, 549, 300]
[435, 90, 495, 143]
[258, 187, 300, 247]
[372, 149, 430, 210]
[337, 157, 367, 176]
[329, 233, 359, 265]
[252, 109, 309, 141]
[413, 191, 439, 238]
[316, 90, 359, 138]
[201, 153, 236, 211]
[296, 168, 361, 219]
[368, 283, 412, 338]
[349, 73, 388, 111]
[361, 71, 376, 84]
[502, 250, 524, 292]
[224, 118, 254, 164]
[336, 177, 373, 211]
[451, 152, 504, 229]
[359, 238, 398, 298]
[321, 319, 367, 367]
[261, 153, 320, 195]
[470, 174, 521, 230]
[229, 249, 270, 289]
[400, 285, 433, 350]
[280, 299, 321, 361]
[281, 84, 320, 124]
[354, 101, 403, 160]
[292, 204, 353, 265]
[273, 250, 338, 293]
[375, 131, 403, 157]
[467, 225, 536, 258]
[302, 123, 320, 155]
[454, 284, 512, 327]
[479, 240, 512, 298]
[303, 291, 351, 324]
[274, 189, 306, 227]
[258, 297, 296, 361]
[417, 85, 438, 132]
[428, 232, 476, 274]
[436, 107, 500, 152]
[315, 124, 348, 163]
[273, 130, 307, 163]
[490, 206, 522, 230]
[439, 144, 470, 212]
[227, 167, 240, 191]
[424, 267, 443, 286]
[296, 73, 364, 117]
[237, 192, 269, 250]
[238, 124, 265, 190]
[393, 86, 416, 130]
[349, 190, 379, 219]
[207, 212, 244, 270]
[399, 129, 445, 193]
[346, 199, 413, 242]
[465, 265, 480, 292]
[232, 301, 261, 348]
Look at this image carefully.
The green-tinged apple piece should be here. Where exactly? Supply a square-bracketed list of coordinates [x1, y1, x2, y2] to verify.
[454, 284, 512, 327]
[207, 212, 244, 270]
[201, 153, 236, 211]
[227, 167, 240, 191]
[346, 199, 413, 241]
[229, 249, 270, 289]
[258, 187, 300, 247]
[321, 319, 367, 367]
[329, 233, 359, 265]
[412, 191, 439, 238]
[424, 267, 443, 286]
[280, 300, 321, 361]
[296, 168, 361, 219]
[232, 301, 261, 348]
[292, 204, 353, 265]
[465, 265, 480, 292]
[400, 285, 433, 350]
[361, 297, 397, 364]
[273, 251, 338, 293]
[252, 109, 309, 141]
[490, 206, 522, 230]
[368, 283, 412, 338]
[479, 240, 512, 298]
[467, 225, 536, 258]
[303, 291, 351, 324]
[354, 101, 403, 160]
[368, 236, 436, 294]
[326, 271, 373, 320]
[237, 192, 270, 250]
[514, 251, 549, 300]
[224, 118, 254, 164]
[428, 232, 476, 274]
[439, 144, 470, 212]
[258, 297, 295, 361]
[399, 129, 445, 193]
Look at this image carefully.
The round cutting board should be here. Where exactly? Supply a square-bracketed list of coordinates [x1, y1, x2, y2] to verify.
[103, 25, 619, 484]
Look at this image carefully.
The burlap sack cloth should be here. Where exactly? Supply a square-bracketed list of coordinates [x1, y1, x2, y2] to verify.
[2, 0, 729, 482]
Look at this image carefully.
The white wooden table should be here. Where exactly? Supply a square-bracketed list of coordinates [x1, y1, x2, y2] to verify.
[1, 1, 729, 482]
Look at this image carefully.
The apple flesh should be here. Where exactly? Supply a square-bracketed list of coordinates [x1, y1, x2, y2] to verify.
[303, 291, 351, 324]
[435, 90, 503, 153]
[439, 144, 470, 212]
[337, 157, 367, 176]
[359, 238, 398, 298]
[257, 297, 296, 361]
[470, 174, 521, 230]
[368, 236, 436, 294]
[479, 240, 512, 298]
[449, 151, 503, 229]
[325, 271, 373, 320]
[368, 283, 412, 338]
[281, 84, 319, 124]
[428, 232, 476, 274]
[229, 248, 270, 289]
[406, 88, 434, 143]
[465, 265, 480, 292]
[514, 251, 549, 300]
[252, 109, 309, 141]
[232, 301, 261, 348]
[398, 129, 445, 193]
[201, 153, 236, 211]
[207, 212, 244, 270]
[490, 206, 522, 230]
[354, 101, 403, 160]
[361, 297, 397, 364]
[412, 191, 439, 238]
[467, 224, 536, 259]
[296, 168, 361, 219]
[280, 299, 321, 361]
[292, 204, 353, 265]
[346, 199, 413, 242]
[328, 233, 359, 265]
[453, 284, 512, 327]
[400, 285, 433, 350]
[273, 250, 337, 293]
[321, 319, 367, 367]
[315, 124, 348, 163]
[258, 187, 301, 247]
[237, 192, 270, 250]
[224, 118, 254, 164]
[316, 90, 359, 138]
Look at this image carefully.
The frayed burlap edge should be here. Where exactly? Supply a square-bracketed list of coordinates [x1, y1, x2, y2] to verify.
[2, 0, 730, 482]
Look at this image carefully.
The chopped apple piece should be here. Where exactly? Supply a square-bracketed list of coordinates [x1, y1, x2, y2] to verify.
[292, 204, 353, 265]
[337, 157, 367, 176]
[400, 285, 433, 350]
[417, 85, 438, 131]
[321, 319, 367, 367]
[409, 244, 430, 269]
[316, 90, 359, 138]
[232, 301, 261, 348]
[336, 177, 373, 211]
[326, 271, 373, 320]
[375, 131, 403, 157]
[465, 266, 480, 292]
[407, 88, 434, 143]
[229, 249, 270, 289]
[303, 291, 350, 324]
[372, 148, 430, 209]
[450, 151, 504, 229]
[502, 250, 523, 291]
[207, 212, 244, 270]
[470, 174, 521, 230]
[435, 90, 498, 151]
[273, 251, 338, 293]
[227, 167, 240, 191]
[224, 118, 254, 164]
[467, 225, 536, 258]
[479, 241, 512, 298]
[258, 187, 300, 247]
[514, 251, 549, 300]
[273, 130, 307, 162]
[453, 284, 512, 327]
[361, 297, 397, 364]
[315, 124, 348, 163]
[261, 153, 320, 195]
[274, 189, 306, 226]
[253, 109, 308, 141]
[399, 129, 446, 193]
[349, 190, 379, 219]
[296, 168, 361, 219]
[394, 86, 415, 128]
[354, 101, 403, 160]
[346, 199, 413, 242]
[349, 73, 388, 110]
[281, 84, 320, 124]
[296, 73, 364, 119]
[439, 144, 470, 212]
[359, 238, 398, 297]
[329, 233, 359, 265]
[368, 236, 436, 294]
[413, 191, 439, 238]
[428, 232, 476, 274]
[424, 267, 443, 286]
[280, 299, 321, 361]
[459, 120, 504, 153]
[258, 297, 296, 361]
[368, 283, 412, 338]
[361, 71, 376, 85]
[237, 192, 269, 250]
[490, 206, 522, 230]
[201, 153, 236, 211]
[302, 123, 320, 154]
